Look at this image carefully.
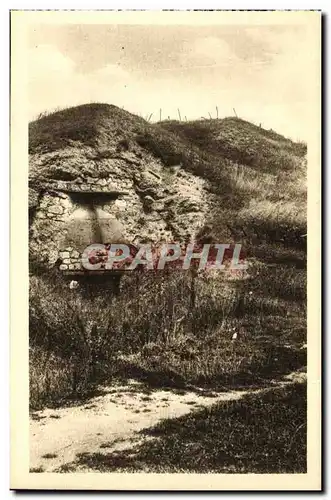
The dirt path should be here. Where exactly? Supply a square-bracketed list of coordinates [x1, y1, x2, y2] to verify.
[30, 372, 306, 473]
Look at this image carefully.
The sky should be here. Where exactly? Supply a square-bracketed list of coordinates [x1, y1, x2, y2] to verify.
[28, 22, 317, 141]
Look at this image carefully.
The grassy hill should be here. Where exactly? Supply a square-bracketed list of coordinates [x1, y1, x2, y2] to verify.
[158, 117, 306, 250]
[29, 105, 306, 254]
[158, 117, 306, 172]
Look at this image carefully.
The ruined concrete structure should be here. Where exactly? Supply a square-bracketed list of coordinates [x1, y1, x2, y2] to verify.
[29, 104, 210, 276]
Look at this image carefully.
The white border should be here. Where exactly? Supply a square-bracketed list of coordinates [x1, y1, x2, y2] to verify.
[3, 3, 326, 498]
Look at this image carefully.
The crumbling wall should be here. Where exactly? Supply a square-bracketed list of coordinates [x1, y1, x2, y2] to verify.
[29, 155, 210, 271]
[59, 247, 82, 271]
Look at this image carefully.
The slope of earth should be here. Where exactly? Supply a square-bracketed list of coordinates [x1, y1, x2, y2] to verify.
[158, 117, 306, 174]
[29, 104, 216, 267]
[29, 106, 307, 267]
[157, 117, 307, 252]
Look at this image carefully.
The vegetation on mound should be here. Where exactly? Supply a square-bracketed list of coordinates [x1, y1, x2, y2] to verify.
[29, 103, 147, 154]
[158, 117, 306, 173]
[29, 104, 237, 204]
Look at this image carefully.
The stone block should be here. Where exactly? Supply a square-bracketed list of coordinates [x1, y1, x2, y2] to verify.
[143, 195, 155, 205]
[48, 205, 63, 215]
[153, 202, 165, 211]
[114, 199, 127, 209]
[48, 250, 59, 265]
[63, 259, 71, 264]
[59, 264, 68, 271]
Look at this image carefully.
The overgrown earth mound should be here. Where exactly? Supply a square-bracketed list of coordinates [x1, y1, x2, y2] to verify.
[29, 104, 307, 473]
[29, 103, 306, 267]
[29, 104, 213, 265]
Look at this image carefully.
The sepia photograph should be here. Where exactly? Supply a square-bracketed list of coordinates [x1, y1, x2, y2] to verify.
[10, 9, 321, 490]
